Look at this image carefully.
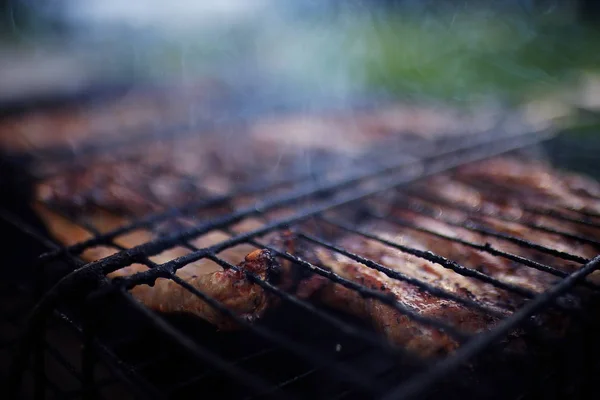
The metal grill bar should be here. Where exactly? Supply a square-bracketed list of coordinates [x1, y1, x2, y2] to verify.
[316, 218, 536, 299]
[165, 269, 381, 395]
[129, 130, 550, 280]
[524, 206, 600, 230]
[51, 310, 162, 400]
[295, 227, 507, 317]
[165, 348, 277, 395]
[40, 129, 550, 277]
[0, 208, 159, 399]
[381, 255, 600, 400]
[11, 130, 548, 396]
[10, 127, 576, 399]
[368, 210, 573, 281]
[36, 170, 316, 263]
[450, 178, 600, 229]
[243, 369, 318, 400]
[117, 287, 283, 399]
[101, 225, 387, 397]
[209, 253, 468, 341]
[364, 200, 600, 291]
[408, 189, 600, 248]
[394, 196, 590, 264]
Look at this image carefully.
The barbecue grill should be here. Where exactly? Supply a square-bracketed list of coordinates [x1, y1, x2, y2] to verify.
[1, 87, 600, 400]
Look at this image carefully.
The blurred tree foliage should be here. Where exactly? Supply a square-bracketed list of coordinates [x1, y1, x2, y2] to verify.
[2, 0, 600, 110]
[360, 3, 600, 105]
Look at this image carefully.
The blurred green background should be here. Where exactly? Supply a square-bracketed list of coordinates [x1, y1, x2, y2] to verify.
[2, 0, 600, 114]
[363, 9, 600, 105]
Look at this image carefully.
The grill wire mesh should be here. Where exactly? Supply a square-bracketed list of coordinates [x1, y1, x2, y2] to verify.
[1, 112, 600, 400]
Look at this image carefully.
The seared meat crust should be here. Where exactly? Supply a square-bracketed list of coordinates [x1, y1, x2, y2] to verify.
[33, 146, 600, 356]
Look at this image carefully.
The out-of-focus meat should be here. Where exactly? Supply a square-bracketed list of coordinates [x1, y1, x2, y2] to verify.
[37, 161, 164, 215]
[249, 104, 501, 153]
[34, 136, 249, 215]
[33, 129, 353, 216]
[0, 82, 226, 153]
[415, 174, 600, 245]
[415, 161, 600, 262]
[29, 113, 600, 359]
[381, 212, 563, 295]
[456, 158, 600, 214]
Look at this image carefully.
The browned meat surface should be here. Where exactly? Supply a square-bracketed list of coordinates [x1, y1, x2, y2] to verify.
[37, 160, 167, 215]
[306, 232, 500, 356]
[0, 82, 226, 153]
[28, 119, 600, 357]
[277, 158, 600, 355]
[34, 135, 267, 215]
[456, 157, 600, 215]
[33, 128, 366, 217]
[288, 208, 583, 354]
[35, 204, 278, 330]
[113, 248, 279, 330]
[0, 91, 498, 155]
[412, 161, 600, 264]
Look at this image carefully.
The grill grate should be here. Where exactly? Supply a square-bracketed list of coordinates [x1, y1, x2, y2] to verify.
[2, 114, 600, 400]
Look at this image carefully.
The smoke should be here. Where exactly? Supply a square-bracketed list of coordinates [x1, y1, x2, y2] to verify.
[41, 0, 383, 113]
[7, 0, 587, 160]
[2, 1, 588, 212]
[10, 0, 593, 113]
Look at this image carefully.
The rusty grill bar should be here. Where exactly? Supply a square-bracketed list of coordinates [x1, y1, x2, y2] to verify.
[3, 121, 600, 400]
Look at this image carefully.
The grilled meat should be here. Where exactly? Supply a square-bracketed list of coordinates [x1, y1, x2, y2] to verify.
[113, 248, 279, 330]
[304, 233, 500, 356]
[37, 160, 165, 215]
[456, 157, 600, 215]
[29, 103, 507, 217]
[286, 210, 570, 355]
[31, 122, 600, 358]
[33, 131, 359, 217]
[0, 83, 226, 153]
[34, 136, 258, 216]
[416, 162, 600, 265]
[274, 158, 600, 355]
[35, 204, 279, 330]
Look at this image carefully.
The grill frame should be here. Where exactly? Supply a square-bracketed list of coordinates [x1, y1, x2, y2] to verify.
[1, 104, 600, 400]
